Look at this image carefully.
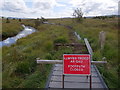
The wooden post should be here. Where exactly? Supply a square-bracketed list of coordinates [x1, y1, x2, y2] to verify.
[37, 60, 107, 64]
[99, 31, 106, 50]
[102, 57, 107, 76]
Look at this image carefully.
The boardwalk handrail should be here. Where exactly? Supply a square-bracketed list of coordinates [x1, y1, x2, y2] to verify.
[84, 38, 93, 58]
[37, 60, 107, 64]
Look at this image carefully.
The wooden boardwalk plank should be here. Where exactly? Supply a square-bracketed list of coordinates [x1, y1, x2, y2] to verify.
[51, 76, 101, 82]
[47, 64, 108, 88]
[49, 82, 104, 88]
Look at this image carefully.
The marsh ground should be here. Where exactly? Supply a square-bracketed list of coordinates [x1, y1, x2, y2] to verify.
[2, 17, 118, 88]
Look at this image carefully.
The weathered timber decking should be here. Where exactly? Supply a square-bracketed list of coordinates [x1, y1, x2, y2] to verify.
[46, 64, 108, 88]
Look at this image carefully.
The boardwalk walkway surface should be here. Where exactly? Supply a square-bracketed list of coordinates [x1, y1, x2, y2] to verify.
[46, 64, 108, 88]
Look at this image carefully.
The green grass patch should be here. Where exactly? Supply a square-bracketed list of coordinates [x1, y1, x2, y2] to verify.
[2, 17, 118, 88]
[2, 20, 73, 88]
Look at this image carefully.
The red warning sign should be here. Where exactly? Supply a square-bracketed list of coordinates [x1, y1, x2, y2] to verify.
[63, 54, 91, 75]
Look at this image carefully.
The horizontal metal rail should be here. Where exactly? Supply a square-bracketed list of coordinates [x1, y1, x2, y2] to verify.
[37, 60, 107, 64]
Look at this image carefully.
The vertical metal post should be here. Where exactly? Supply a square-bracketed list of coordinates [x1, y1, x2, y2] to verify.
[62, 75, 64, 88]
[90, 75, 92, 90]
[86, 75, 88, 79]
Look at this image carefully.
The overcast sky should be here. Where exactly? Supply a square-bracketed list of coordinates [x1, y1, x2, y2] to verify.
[0, 0, 119, 18]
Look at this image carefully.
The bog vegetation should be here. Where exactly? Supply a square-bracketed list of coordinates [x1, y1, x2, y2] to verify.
[1, 15, 118, 88]
[2, 18, 23, 40]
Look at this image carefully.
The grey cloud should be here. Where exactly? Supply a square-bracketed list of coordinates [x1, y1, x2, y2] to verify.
[83, 3, 102, 14]
[108, 6, 116, 8]
[76, 2, 102, 15]
[2, 1, 26, 13]
[1, 0, 118, 18]
[70, 0, 118, 16]
[33, 2, 52, 10]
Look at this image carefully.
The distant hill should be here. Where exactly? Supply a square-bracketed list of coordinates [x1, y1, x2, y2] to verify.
[0, 15, 119, 19]
[0, 16, 34, 19]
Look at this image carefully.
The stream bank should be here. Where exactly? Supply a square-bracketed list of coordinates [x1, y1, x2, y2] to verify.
[0, 25, 36, 47]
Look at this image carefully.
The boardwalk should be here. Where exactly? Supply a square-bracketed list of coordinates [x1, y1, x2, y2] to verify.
[41, 22, 108, 89]
[46, 64, 108, 88]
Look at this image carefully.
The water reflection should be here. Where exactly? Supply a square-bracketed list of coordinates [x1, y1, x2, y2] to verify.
[0, 25, 36, 47]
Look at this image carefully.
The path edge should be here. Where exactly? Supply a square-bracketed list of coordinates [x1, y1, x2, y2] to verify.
[45, 64, 55, 88]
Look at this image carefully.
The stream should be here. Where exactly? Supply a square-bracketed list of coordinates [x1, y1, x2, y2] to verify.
[0, 25, 36, 47]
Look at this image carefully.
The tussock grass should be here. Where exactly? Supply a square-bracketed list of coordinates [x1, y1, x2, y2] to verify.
[2, 19, 24, 40]
[2, 17, 118, 88]
[68, 18, 118, 88]
[2, 21, 72, 88]
[2, 19, 37, 40]
[49, 18, 118, 88]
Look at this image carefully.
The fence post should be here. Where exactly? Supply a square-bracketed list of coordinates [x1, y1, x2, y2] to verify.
[99, 31, 106, 50]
